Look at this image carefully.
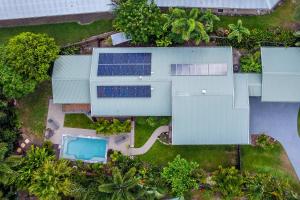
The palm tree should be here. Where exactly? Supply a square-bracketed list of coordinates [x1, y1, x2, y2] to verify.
[28, 159, 75, 200]
[227, 19, 250, 43]
[0, 143, 20, 185]
[200, 9, 220, 32]
[164, 8, 209, 44]
[98, 167, 140, 200]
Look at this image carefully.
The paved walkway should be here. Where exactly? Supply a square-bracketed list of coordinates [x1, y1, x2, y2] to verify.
[250, 97, 300, 179]
[130, 125, 169, 155]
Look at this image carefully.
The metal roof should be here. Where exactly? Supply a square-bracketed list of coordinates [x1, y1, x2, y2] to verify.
[0, 0, 113, 20]
[52, 55, 91, 104]
[153, 0, 280, 9]
[261, 47, 300, 102]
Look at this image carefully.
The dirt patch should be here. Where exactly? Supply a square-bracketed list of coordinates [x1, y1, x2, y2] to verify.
[280, 151, 299, 180]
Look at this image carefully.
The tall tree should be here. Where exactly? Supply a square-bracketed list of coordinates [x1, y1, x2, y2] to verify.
[98, 167, 140, 200]
[227, 20, 250, 43]
[163, 8, 209, 44]
[28, 159, 75, 200]
[4, 32, 59, 82]
[114, 0, 163, 44]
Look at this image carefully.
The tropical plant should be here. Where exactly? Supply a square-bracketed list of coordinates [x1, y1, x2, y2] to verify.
[212, 166, 244, 199]
[255, 134, 275, 150]
[200, 9, 220, 32]
[16, 146, 55, 190]
[0, 143, 20, 185]
[240, 51, 262, 73]
[163, 8, 209, 44]
[114, 0, 164, 44]
[161, 155, 199, 197]
[244, 172, 299, 200]
[98, 167, 141, 200]
[29, 159, 76, 200]
[294, 30, 300, 46]
[228, 20, 250, 43]
[93, 118, 131, 134]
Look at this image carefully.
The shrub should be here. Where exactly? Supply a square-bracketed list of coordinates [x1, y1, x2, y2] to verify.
[93, 118, 131, 135]
[212, 166, 244, 198]
[240, 51, 262, 73]
[161, 155, 199, 197]
[255, 134, 275, 150]
[244, 172, 299, 200]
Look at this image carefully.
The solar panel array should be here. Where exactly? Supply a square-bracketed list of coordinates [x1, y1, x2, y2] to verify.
[171, 63, 227, 76]
[97, 86, 151, 98]
[98, 53, 151, 76]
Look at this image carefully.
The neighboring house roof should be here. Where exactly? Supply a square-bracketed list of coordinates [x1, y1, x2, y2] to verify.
[261, 47, 300, 102]
[153, 0, 280, 10]
[52, 55, 91, 104]
[0, 0, 113, 20]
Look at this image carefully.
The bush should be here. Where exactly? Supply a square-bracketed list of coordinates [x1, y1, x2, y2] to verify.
[161, 155, 199, 197]
[240, 51, 262, 73]
[93, 118, 131, 135]
[244, 172, 299, 200]
[216, 28, 296, 50]
[212, 166, 244, 198]
[256, 134, 275, 150]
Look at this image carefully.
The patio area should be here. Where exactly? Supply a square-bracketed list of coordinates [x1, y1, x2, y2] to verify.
[46, 100, 132, 155]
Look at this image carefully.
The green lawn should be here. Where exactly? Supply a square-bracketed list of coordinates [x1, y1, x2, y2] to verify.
[241, 144, 300, 191]
[217, 0, 299, 30]
[18, 81, 52, 139]
[0, 19, 113, 46]
[135, 118, 236, 171]
[64, 113, 94, 129]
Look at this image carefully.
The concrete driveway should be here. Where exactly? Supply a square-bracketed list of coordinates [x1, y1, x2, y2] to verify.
[250, 97, 300, 179]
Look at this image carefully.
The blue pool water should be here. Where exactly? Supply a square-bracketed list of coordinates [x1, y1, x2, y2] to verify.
[61, 135, 108, 162]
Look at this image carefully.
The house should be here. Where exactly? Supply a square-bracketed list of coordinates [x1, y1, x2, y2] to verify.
[153, 0, 282, 15]
[52, 47, 300, 145]
[0, 0, 113, 27]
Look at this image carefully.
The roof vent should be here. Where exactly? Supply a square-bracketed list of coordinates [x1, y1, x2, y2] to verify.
[138, 76, 143, 80]
[202, 89, 207, 95]
[151, 87, 154, 90]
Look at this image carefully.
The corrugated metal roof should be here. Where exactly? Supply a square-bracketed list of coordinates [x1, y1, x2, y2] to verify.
[153, 0, 280, 9]
[90, 47, 234, 116]
[0, 0, 113, 20]
[234, 73, 262, 97]
[261, 47, 300, 102]
[52, 55, 91, 104]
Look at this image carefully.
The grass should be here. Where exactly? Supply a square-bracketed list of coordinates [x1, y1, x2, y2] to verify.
[217, 0, 299, 30]
[0, 19, 113, 46]
[18, 81, 52, 139]
[241, 143, 300, 191]
[298, 109, 300, 137]
[64, 114, 94, 129]
[135, 117, 236, 171]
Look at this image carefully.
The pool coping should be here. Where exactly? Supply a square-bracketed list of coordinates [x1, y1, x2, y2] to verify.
[60, 134, 109, 163]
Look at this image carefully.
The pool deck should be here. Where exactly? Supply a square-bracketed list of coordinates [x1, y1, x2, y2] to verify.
[46, 100, 131, 155]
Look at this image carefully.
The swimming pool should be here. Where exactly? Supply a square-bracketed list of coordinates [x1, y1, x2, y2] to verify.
[61, 135, 108, 163]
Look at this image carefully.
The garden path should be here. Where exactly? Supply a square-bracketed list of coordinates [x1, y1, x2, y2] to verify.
[130, 125, 169, 155]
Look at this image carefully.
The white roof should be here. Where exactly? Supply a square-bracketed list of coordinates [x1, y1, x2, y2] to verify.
[0, 0, 113, 20]
[153, 0, 280, 10]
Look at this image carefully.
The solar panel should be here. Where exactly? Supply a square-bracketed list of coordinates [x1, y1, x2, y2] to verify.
[171, 63, 227, 76]
[97, 86, 151, 98]
[98, 53, 151, 76]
